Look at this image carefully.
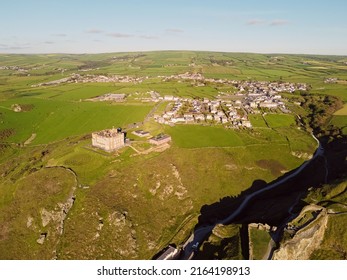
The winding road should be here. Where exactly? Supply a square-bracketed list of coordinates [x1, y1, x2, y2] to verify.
[179, 135, 324, 259]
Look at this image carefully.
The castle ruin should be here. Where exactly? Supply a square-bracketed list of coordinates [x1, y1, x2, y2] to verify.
[92, 128, 125, 152]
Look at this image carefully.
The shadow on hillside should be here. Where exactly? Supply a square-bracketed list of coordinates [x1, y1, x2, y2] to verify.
[194, 134, 347, 243]
[196, 152, 327, 229]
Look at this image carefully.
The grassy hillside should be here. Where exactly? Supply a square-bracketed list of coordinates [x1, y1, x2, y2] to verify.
[0, 98, 151, 144]
[0, 51, 346, 259]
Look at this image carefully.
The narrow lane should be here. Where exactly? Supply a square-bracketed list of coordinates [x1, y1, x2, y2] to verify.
[179, 136, 324, 259]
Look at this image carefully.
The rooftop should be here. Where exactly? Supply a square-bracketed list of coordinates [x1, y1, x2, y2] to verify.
[150, 133, 171, 141]
[94, 128, 123, 138]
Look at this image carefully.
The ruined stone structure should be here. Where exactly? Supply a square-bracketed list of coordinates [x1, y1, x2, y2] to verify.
[92, 128, 125, 152]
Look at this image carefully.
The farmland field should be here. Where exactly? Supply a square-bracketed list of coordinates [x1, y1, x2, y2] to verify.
[0, 51, 346, 260]
[165, 125, 244, 148]
[263, 114, 296, 128]
[0, 98, 151, 144]
[249, 114, 268, 128]
[333, 104, 347, 115]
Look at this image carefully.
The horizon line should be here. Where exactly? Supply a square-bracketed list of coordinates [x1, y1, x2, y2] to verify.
[1, 49, 347, 57]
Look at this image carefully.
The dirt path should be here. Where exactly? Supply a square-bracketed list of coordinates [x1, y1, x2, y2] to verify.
[24, 133, 36, 145]
[129, 143, 170, 155]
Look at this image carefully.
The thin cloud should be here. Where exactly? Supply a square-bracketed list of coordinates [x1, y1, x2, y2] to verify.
[139, 35, 158, 40]
[107, 32, 133, 38]
[44, 41, 54, 44]
[52, 33, 67, 37]
[246, 19, 290, 26]
[270, 19, 290, 26]
[246, 19, 266, 25]
[0, 43, 30, 50]
[166, 28, 184, 33]
[86, 29, 104, 34]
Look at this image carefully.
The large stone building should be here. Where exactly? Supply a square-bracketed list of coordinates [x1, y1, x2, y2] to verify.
[92, 128, 125, 152]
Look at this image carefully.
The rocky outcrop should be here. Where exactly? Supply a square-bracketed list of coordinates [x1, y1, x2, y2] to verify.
[36, 233, 47, 245]
[107, 211, 138, 258]
[171, 164, 188, 200]
[273, 209, 328, 260]
[148, 164, 189, 201]
[249, 223, 277, 232]
[36, 166, 78, 246]
[40, 195, 76, 236]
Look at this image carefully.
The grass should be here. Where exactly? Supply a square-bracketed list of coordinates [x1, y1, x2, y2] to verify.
[198, 224, 243, 260]
[333, 104, 347, 115]
[0, 121, 313, 259]
[0, 51, 346, 260]
[263, 114, 296, 128]
[0, 98, 152, 144]
[310, 214, 347, 260]
[299, 178, 347, 260]
[329, 116, 347, 134]
[0, 167, 76, 259]
[26, 83, 122, 101]
[165, 125, 244, 148]
[249, 227, 271, 260]
[249, 114, 268, 128]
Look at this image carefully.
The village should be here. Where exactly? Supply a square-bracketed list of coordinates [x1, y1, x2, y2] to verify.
[152, 76, 307, 128]
[32, 73, 146, 87]
[89, 74, 309, 152]
[154, 96, 254, 128]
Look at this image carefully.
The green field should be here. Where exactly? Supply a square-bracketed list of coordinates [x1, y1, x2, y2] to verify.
[334, 104, 347, 115]
[0, 51, 346, 260]
[0, 99, 151, 144]
[249, 114, 268, 128]
[263, 114, 296, 128]
[165, 125, 244, 148]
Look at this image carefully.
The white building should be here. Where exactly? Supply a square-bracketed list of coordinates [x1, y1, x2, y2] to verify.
[206, 114, 213, 121]
[164, 95, 174, 101]
[259, 102, 278, 108]
[92, 128, 125, 152]
[194, 114, 205, 121]
[242, 120, 252, 128]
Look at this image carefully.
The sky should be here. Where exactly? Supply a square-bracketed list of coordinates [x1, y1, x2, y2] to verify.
[0, 0, 346, 55]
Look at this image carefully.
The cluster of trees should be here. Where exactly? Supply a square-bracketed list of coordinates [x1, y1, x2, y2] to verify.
[293, 92, 343, 138]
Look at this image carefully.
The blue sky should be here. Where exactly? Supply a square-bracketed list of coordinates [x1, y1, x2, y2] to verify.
[1, 0, 346, 54]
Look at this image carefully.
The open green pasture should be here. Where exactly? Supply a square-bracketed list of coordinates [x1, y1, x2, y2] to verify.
[113, 79, 219, 99]
[248, 113, 298, 130]
[164, 123, 314, 152]
[0, 98, 151, 144]
[9, 83, 120, 101]
[165, 125, 244, 148]
[2, 51, 347, 102]
[333, 104, 347, 115]
[148, 81, 218, 98]
[263, 114, 296, 128]
[312, 84, 347, 102]
[16, 79, 220, 101]
[249, 114, 268, 128]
